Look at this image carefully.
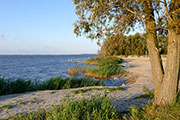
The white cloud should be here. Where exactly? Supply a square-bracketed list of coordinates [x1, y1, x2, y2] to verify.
[0, 34, 4, 40]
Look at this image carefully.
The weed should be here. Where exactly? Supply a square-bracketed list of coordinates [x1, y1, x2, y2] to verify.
[18, 101, 26, 105]
[133, 86, 154, 100]
[71, 87, 125, 94]
[0, 104, 14, 110]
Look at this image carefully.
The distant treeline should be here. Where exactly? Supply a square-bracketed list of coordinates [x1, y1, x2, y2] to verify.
[100, 33, 168, 56]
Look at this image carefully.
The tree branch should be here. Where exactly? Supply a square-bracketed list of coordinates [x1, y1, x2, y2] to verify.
[125, 7, 146, 23]
[156, 26, 168, 30]
[163, 0, 175, 23]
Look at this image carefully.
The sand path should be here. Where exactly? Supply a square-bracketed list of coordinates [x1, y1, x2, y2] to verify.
[0, 57, 154, 119]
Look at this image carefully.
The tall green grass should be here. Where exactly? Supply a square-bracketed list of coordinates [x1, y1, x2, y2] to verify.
[69, 56, 125, 79]
[87, 61, 125, 78]
[0, 77, 104, 96]
[82, 56, 123, 65]
[8, 95, 119, 120]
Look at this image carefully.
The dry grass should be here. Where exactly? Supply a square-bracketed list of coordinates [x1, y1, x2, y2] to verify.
[67, 66, 91, 75]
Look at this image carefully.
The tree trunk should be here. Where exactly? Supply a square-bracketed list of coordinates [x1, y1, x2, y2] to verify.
[144, 1, 164, 105]
[155, 0, 180, 105]
[156, 28, 180, 105]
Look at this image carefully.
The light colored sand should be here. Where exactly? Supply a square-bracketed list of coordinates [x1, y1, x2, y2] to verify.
[0, 57, 156, 119]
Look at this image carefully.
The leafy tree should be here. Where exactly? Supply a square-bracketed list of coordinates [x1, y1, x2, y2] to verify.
[73, 0, 180, 106]
[100, 33, 167, 56]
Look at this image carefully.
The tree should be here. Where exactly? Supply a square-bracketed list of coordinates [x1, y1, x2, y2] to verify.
[100, 33, 149, 56]
[73, 0, 180, 106]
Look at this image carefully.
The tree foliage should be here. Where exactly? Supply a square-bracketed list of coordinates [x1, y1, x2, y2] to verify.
[73, 0, 180, 106]
[100, 33, 168, 56]
[73, 0, 145, 43]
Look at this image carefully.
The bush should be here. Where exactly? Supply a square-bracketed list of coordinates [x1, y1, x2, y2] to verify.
[8, 96, 119, 120]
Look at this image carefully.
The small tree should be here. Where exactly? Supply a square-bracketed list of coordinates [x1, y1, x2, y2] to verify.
[73, 0, 180, 106]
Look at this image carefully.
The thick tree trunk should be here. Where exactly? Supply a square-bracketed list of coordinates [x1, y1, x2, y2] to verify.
[156, 28, 180, 105]
[144, 0, 180, 105]
[155, 0, 180, 105]
[144, 1, 164, 105]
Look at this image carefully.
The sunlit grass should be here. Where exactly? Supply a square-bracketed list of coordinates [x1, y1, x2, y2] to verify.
[71, 87, 125, 94]
[82, 56, 123, 65]
[8, 95, 119, 120]
[68, 56, 125, 79]
[0, 77, 104, 96]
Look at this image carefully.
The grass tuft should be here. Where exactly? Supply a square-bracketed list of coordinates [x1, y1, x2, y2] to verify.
[129, 89, 180, 120]
[8, 96, 119, 120]
[82, 56, 123, 65]
[69, 56, 125, 79]
[67, 66, 90, 75]
[0, 104, 14, 110]
[71, 87, 125, 94]
[134, 86, 154, 100]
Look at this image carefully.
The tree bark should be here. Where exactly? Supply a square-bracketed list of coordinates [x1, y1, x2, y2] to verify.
[143, 0, 164, 105]
[156, 28, 180, 105]
[155, 0, 180, 105]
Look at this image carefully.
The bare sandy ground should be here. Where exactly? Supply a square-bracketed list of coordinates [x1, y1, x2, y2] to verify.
[0, 57, 155, 119]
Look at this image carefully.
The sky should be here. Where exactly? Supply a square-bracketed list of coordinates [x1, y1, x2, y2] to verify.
[0, 0, 99, 55]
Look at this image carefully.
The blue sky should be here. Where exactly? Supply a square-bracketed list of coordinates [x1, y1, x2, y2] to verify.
[0, 0, 99, 54]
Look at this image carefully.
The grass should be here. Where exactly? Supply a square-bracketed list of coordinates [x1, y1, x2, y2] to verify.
[86, 61, 125, 79]
[129, 87, 180, 120]
[133, 86, 154, 100]
[67, 66, 90, 75]
[71, 87, 125, 94]
[68, 56, 125, 79]
[3, 85, 180, 120]
[129, 97, 180, 120]
[0, 104, 15, 110]
[0, 77, 104, 96]
[82, 56, 123, 65]
[18, 101, 26, 105]
[8, 95, 120, 120]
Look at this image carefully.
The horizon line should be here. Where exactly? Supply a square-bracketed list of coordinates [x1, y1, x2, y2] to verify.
[0, 53, 98, 56]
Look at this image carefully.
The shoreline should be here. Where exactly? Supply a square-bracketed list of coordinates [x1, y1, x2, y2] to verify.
[0, 57, 154, 119]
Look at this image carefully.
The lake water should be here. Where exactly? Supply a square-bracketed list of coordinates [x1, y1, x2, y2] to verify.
[0, 55, 127, 86]
[0, 55, 97, 80]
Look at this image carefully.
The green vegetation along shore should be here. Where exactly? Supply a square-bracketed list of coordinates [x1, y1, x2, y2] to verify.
[7, 92, 180, 120]
[68, 56, 125, 79]
[0, 77, 104, 96]
[8, 95, 119, 120]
